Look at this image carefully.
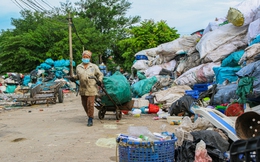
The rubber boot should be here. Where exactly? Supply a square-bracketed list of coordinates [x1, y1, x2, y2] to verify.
[87, 117, 93, 127]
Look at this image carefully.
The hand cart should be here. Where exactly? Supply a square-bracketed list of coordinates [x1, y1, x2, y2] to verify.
[89, 76, 133, 120]
[14, 81, 64, 106]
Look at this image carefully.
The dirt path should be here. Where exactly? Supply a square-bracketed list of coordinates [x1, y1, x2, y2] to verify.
[0, 92, 176, 162]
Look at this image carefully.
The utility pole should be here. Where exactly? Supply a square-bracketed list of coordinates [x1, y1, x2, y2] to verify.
[68, 12, 74, 76]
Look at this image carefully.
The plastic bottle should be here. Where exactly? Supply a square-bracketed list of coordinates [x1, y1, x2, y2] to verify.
[139, 135, 149, 141]
[118, 134, 142, 142]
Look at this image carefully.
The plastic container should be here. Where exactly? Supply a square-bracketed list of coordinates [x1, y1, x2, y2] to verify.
[185, 90, 199, 99]
[148, 104, 160, 113]
[230, 136, 260, 162]
[116, 134, 177, 162]
[193, 83, 211, 92]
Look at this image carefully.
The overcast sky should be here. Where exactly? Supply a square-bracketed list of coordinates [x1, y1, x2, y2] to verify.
[0, 0, 243, 36]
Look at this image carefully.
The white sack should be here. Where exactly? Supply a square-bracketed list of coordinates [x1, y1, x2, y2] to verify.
[174, 62, 220, 86]
[239, 43, 260, 65]
[135, 47, 158, 60]
[153, 85, 191, 107]
[227, 0, 260, 27]
[145, 65, 162, 78]
[132, 60, 149, 71]
[176, 59, 186, 74]
[160, 59, 177, 71]
[156, 34, 200, 62]
[196, 23, 248, 62]
[247, 19, 260, 45]
[203, 17, 227, 36]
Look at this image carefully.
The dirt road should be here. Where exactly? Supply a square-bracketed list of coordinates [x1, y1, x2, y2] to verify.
[0, 92, 175, 162]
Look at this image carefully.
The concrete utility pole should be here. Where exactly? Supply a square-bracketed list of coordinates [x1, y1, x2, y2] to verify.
[68, 12, 74, 76]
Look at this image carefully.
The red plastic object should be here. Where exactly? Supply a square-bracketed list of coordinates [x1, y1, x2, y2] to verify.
[148, 104, 160, 113]
[225, 103, 244, 116]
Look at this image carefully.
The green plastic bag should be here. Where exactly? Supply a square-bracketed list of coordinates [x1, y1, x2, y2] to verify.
[131, 76, 158, 97]
[6, 85, 17, 93]
[101, 71, 132, 106]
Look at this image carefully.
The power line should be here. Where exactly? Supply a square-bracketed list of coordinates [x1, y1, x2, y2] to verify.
[12, 0, 26, 10]
[41, 0, 53, 10]
[19, 0, 40, 11]
[27, 0, 46, 11]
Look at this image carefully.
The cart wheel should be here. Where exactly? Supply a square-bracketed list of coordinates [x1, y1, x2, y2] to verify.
[116, 110, 122, 120]
[58, 88, 64, 103]
[98, 110, 105, 120]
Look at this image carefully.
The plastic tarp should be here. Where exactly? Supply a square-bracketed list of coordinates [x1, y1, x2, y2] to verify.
[250, 35, 260, 46]
[213, 84, 239, 105]
[227, 0, 260, 27]
[156, 34, 200, 62]
[131, 76, 157, 98]
[239, 43, 260, 65]
[221, 50, 245, 67]
[213, 66, 241, 84]
[236, 60, 260, 97]
[45, 58, 54, 66]
[175, 62, 220, 86]
[247, 19, 260, 45]
[22, 75, 31, 86]
[100, 71, 132, 106]
[196, 23, 248, 63]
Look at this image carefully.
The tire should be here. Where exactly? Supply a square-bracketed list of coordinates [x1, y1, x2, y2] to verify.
[116, 110, 122, 120]
[58, 88, 64, 103]
[98, 110, 105, 120]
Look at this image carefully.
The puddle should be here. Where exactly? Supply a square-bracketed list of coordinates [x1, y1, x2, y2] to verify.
[95, 138, 116, 148]
[12, 138, 26, 142]
[109, 156, 117, 161]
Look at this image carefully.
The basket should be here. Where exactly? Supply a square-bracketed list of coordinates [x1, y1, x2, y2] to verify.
[235, 111, 260, 139]
[116, 135, 177, 162]
[230, 136, 260, 162]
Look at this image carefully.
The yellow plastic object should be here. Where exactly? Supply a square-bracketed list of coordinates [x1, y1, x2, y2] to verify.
[227, 7, 244, 27]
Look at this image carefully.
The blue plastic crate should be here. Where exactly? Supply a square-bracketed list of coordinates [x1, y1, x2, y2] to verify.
[185, 90, 199, 96]
[116, 135, 177, 162]
[193, 83, 210, 92]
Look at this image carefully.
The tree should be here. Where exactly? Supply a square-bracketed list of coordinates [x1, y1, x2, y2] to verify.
[74, 0, 140, 66]
[116, 19, 180, 71]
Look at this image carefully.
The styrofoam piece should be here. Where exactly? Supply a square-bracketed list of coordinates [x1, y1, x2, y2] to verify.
[191, 105, 239, 141]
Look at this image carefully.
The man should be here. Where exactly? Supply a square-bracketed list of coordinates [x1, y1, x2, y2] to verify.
[71, 50, 103, 127]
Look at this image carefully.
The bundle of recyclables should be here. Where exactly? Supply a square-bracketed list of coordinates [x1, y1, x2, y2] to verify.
[116, 126, 177, 162]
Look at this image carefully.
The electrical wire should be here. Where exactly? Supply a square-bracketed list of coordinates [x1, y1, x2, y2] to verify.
[41, 0, 53, 10]
[19, 0, 39, 11]
[12, 0, 26, 10]
[27, 0, 46, 11]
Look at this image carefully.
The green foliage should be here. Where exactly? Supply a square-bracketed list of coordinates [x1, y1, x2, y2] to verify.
[0, 0, 180, 75]
[75, 0, 140, 64]
[116, 19, 180, 71]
